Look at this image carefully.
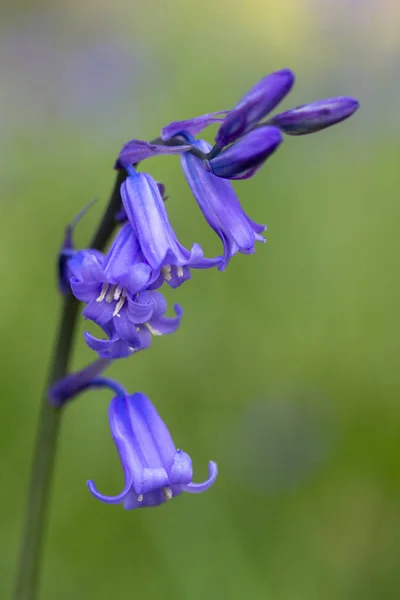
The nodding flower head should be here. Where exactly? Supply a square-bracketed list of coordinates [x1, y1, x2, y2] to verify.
[180, 139, 265, 270]
[67, 223, 183, 359]
[87, 388, 218, 509]
[120, 167, 220, 274]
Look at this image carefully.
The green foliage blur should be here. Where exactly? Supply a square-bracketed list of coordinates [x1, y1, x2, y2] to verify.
[1, 2, 399, 599]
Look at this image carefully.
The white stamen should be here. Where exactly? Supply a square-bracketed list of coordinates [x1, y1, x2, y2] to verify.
[113, 295, 126, 317]
[162, 487, 173, 501]
[162, 265, 172, 282]
[105, 284, 117, 303]
[177, 266, 184, 278]
[113, 284, 124, 301]
[96, 283, 109, 302]
[137, 494, 143, 502]
[145, 322, 162, 336]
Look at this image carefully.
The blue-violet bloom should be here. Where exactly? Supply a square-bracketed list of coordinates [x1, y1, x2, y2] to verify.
[120, 166, 221, 274]
[180, 139, 265, 269]
[68, 223, 183, 358]
[206, 126, 283, 180]
[87, 389, 218, 509]
[267, 96, 359, 135]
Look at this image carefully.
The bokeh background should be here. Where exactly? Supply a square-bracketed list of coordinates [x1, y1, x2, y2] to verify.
[1, 1, 400, 599]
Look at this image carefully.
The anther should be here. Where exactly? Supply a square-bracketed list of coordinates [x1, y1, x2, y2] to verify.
[138, 494, 143, 503]
[105, 284, 117, 303]
[145, 322, 162, 336]
[162, 265, 172, 281]
[177, 266, 184, 278]
[113, 284, 124, 301]
[113, 295, 126, 317]
[162, 487, 173, 501]
[96, 283, 109, 302]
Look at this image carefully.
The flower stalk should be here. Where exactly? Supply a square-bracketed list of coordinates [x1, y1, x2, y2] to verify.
[13, 170, 126, 600]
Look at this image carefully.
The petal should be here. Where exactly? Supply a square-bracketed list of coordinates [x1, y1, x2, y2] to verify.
[148, 291, 168, 318]
[135, 326, 152, 349]
[165, 265, 192, 289]
[169, 450, 193, 485]
[83, 297, 114, 327]
[108, 394, 149, 495]
[147, 304, 183, 335]
[68, 250, 105, 282]
[127, 392, 177, 473]
[115, 139, 192, 169]
[113, 311, 144, 349]
[87, 476, 133, 504]
[141, 467, 169, 494]
[102, 222, 140, 278]
[70, 278, 100, 303]
[161, 111, 229, 141]
[126, 292, 155, 324]
[182, 461, 218, 494]
[123, 488, 166, 509]
[84, 331, 133, 359]
[215, 69, 295, 147]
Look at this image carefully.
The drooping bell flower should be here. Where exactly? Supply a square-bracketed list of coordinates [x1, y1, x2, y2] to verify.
[68, 223, 183, 359]
[180, 139, 265, 270]
[87, 383, 218, 509]
[120, 166, 221, 280]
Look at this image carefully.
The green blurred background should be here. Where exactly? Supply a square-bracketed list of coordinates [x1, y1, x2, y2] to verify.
[1, 1, 400, 598]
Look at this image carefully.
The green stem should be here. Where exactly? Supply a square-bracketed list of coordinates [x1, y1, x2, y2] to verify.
[13, 169, 126, 600]
[13, 136, 201, 599]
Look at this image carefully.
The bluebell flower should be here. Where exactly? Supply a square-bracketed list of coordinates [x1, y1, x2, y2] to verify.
[180, 138, 265, 270]
[120, 166, 221, 276]
[87, 385, 218, 509]
[68, 223, 183, 359]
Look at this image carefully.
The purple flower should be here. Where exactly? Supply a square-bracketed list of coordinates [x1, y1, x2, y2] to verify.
[180, 139, 265, 270]
[87, 389, 218, 509]
[267, 96, 359, 135]
[215, 69, 295, 148]
[206, 126, 283, 180]
[68, 223, 182, 358]
[120, 166, 221, 275]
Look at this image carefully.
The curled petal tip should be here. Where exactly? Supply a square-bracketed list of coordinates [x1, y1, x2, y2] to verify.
[87, 478, 132, 505]
[183, 460, 218, 494]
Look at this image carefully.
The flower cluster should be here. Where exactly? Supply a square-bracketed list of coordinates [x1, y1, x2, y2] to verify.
[55, 69, 359, 509]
